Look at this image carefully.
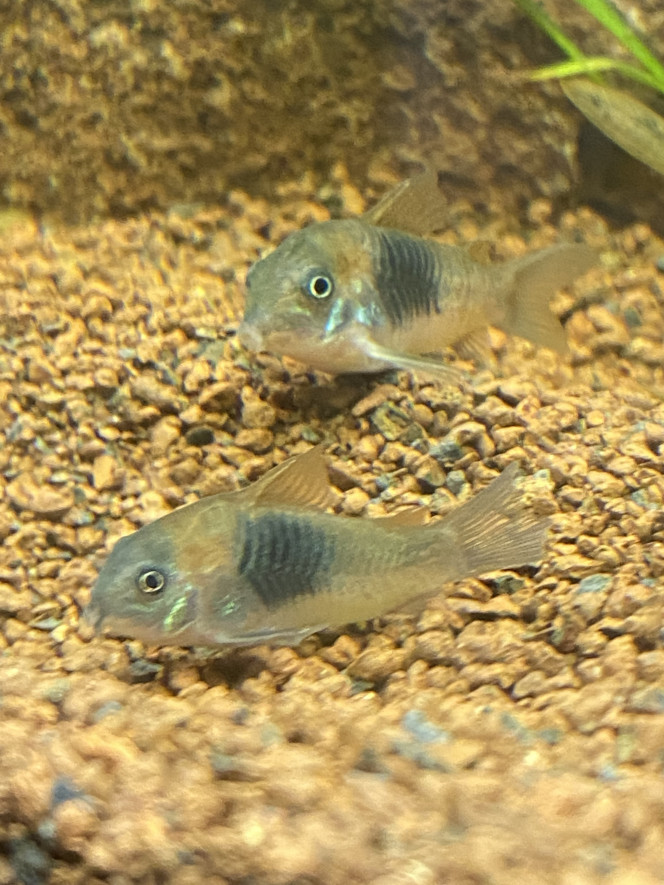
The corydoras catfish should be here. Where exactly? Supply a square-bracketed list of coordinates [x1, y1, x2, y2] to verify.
[238, 169, 596, 381]
[88, 448, 549, 648]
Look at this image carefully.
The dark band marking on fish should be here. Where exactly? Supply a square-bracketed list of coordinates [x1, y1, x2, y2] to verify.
[374, 230, 441, 326]
[237, 512, 334, 608]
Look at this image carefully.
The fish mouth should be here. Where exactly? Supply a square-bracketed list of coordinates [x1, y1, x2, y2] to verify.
[237, 321, 265, 353]
[82, 602, 132, 640]
[85, 610, 162, 645]
[83, 601, 103, 631]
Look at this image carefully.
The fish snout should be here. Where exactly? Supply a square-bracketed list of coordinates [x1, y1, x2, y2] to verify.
[237, 321, 265, 353]
[83, 600, 103, 632]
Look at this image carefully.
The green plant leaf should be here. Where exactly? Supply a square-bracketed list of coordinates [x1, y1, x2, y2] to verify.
[513, 0, 585, 61]
[574, 0, 664, 89]
[531, 56, 664, 91]
[562, 78, 664, 175]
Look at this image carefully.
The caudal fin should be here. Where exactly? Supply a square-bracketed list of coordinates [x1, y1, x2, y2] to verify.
[504, 244, 596, 354]
[440, 462, 549, 579]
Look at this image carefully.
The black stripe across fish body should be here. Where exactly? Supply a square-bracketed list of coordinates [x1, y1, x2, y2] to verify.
[374, 229, 442, 326]
[237, 512, 335, 607]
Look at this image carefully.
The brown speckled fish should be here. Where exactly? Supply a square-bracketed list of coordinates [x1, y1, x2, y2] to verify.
[88, 448, 548, 648]
[238, 170, 596, 381]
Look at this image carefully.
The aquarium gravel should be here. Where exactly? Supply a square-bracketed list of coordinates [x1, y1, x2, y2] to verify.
[0, 179, 664, 883]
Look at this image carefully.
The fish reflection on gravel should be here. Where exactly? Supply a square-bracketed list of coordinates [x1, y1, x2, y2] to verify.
[239, 169, 596, 381]
[88, 448, 549, 648]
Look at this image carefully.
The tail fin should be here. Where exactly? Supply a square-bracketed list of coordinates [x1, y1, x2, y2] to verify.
[503, 244, 596, 354]
[440, 462, 549, 579]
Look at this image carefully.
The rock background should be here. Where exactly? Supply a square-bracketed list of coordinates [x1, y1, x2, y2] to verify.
[0, 0, 661, 225]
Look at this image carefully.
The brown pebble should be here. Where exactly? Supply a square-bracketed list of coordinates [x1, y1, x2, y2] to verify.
[410, 629, 455, 664]
[53, 799, 100, 848]
[0, 583, 32, 616]
[342, 487, 370, 516]
[168, 663, 202, 693]
[6, 476, 74, 518]
[351, 384, 399, 418]
[92, 453, 123, 491]
[497, 378, 539, 405]
[318, 635, 362, 669]
[347, 643, 407, 683]
[241, 389, 277, 428]
[150, 416, 182, 454]
[131, 375, 186, 412]
[235, 428, 274, 453]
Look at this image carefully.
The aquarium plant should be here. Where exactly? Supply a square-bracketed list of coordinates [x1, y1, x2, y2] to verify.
[514, 0, 664, 175]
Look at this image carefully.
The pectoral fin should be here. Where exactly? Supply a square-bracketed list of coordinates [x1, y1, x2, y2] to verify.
[214, 624, 327, 648]
[362, 168, 448, 237]
[362, 339, 464, 386]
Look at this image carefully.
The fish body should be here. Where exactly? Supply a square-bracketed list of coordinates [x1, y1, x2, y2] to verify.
[239, 170, 596, 379]
[88, 448, 548, 648]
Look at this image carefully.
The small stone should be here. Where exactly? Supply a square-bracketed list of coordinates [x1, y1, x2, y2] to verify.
[445, 470, 467, 496]
[328, 461, 364, 492]
[351, 385, 399, 418]
[150, 416, 182, 454]
[342, 487, 370, 515]
[619, 432, 661, 463]
[169, 457, 201, 486]
[168, 662, 202, 693]
[80, 293, 113, 320]
[627, 686, 664, 714]
[53, 799, 99, 848]
[318, 635, 361, 668]
[183, 359, 212, 392]
[0, 584, 32, 615]
[185, 425, 215, 447]
[131, 375, 186, 412]
[643, 422, 664, 451]
[92, 453, 123, 491]
[6, 476, 74, 518]
[198, 381, 238, 411]
[411, 630, 455, 664]
[241, 390, 276, 428]
[347, 643, 407, 683]
[414, 456, 446, 491]
[27, 358, 57, 384]
[93, 366, 119, 390]
[497, 378, 539, 405]
[575, 628, 609, 657]
[235, 428, 274, 453]
[586, 410, 605, 427]
[354, 435, 381, 461]
[553, 553, 601, 579]
[491, 425, 524, 452]
[429, 439, 464, 466]
[370, 403, 412, 441]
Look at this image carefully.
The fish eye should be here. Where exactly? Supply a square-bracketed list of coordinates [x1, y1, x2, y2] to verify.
[304, 273, 334, 300]
[136, 568, 167, 596]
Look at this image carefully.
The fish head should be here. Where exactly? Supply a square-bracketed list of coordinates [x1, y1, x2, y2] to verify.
[87, 504, 247, 647]
[239, 219, 390, 374]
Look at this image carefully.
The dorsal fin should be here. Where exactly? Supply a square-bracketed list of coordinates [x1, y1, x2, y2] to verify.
[380, 506, 429, 527]
[242, 445, 335, 511]
[362, 168, 448, 237]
